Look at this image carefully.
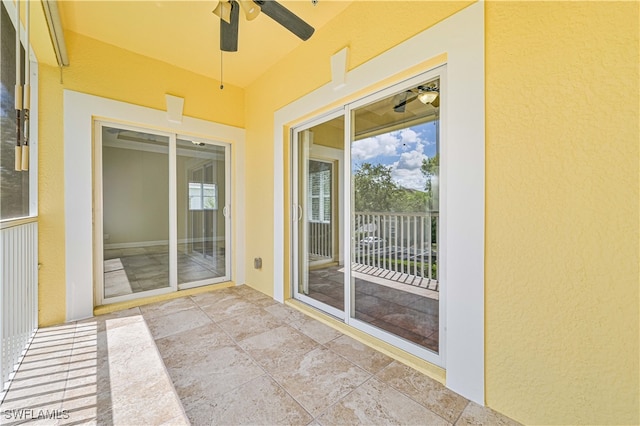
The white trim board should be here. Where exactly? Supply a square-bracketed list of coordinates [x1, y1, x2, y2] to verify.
[273, 3, 484, 404]
[64, 90, 246, 321]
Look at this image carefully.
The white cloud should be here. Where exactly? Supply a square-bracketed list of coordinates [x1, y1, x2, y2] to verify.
[392, 141, 429, 190]
[352, 128, 435, 190]
[391, 167, 427, 191]
[400, 129, 418, 144]
[396, 141, 426, 170]
[351, 132, 401, 161]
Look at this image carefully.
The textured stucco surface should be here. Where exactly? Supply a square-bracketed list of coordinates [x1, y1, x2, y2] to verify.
[485, 2, 639, 424]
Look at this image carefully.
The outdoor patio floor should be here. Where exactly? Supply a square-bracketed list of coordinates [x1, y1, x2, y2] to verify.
[0, 285, 519, 425]
[308, 264, 440, 351]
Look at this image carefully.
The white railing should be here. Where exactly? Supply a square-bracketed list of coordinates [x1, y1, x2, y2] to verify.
[354, 211, 438, 291]
[0, 218, 38, 389]
[308, 221, 332, 261]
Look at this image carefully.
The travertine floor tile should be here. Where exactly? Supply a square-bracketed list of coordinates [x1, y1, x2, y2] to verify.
[155, 323, 235, 369]
[263, 303, 308, 323]
[238, 325, 319, 373]
[77, 308, 141, 333]
[168, 345, 264, 412]
[143, 307, 212, 340]
[217, 307, 284, 342]
[325, 334, 393, 374]
[233, 285, 278, 307]
[198, 296, 263, 322]
[377, 361, 469, 423]
[270, 346, 370, 417]
[455, 401, 521, 426]
[317, 377, 449, 426]
[289, 315, 343, 344]
[189, 287, 236, 306]
[205, 375, 312, 425]
[2, 290, 519, 426]
[139, 297, 199, 320]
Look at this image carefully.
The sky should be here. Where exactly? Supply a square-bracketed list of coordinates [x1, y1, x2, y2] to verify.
[351, 121, 439, 191]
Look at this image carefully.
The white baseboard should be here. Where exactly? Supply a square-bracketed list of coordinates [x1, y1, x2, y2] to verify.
[105, 237, 226, 250]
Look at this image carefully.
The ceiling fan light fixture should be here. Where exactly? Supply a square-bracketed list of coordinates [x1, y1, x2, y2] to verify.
[238, 0, 260, 20]
[418, 90, 439, 105]
[212, 1, 233, 24]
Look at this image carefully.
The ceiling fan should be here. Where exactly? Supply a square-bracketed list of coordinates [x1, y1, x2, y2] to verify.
[393, 84, 440, 113]
[213, 0, 315, 52]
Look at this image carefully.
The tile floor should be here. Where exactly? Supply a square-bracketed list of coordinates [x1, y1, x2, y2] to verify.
[0, 285, 520, 426]
[103, 245, 225, 298]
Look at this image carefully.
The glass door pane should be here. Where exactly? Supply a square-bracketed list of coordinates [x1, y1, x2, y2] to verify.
[177, 139, 228, 286]
[102, 126, 170, 299]
[350, 78, 441, 353]
[294, 115, 345, 316]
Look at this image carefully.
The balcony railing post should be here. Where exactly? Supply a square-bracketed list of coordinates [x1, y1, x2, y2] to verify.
[352, 211, 438, 291]
[1, 219, 38, 389]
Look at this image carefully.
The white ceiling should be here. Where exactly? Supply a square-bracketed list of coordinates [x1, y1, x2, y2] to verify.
[59, 0, 353, 88]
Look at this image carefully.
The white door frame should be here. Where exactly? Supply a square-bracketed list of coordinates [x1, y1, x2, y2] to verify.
[94, 121, 232, 305]
[343, 68, 447, 368]
[178, 135, 232, 291]
[64, 90, 245, 321]
[291, 110, 346, 320]
[290, 68, 446, 367]
[93, 121, 177, 306]
[274, 2, 484, 404]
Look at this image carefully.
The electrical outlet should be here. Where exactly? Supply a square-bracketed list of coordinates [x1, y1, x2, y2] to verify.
[104, 233, 110, 240]
[254, 257, 262, 269]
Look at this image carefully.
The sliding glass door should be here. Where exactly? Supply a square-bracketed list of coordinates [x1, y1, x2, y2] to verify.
[100, 127, 171, 298]
[292, 70, 443, 364]
[178, 139, 230, 288]
[292, 113, 345, 319]
[348, 75, 442, 359]
[95, 123, 231, 304]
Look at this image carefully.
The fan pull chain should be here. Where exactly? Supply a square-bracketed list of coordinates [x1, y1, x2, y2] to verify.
[220, 51, 224, 90]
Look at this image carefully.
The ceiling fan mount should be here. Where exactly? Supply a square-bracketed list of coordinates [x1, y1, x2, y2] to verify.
[213, 0, 315, 52]
[393, 83, 440, 113]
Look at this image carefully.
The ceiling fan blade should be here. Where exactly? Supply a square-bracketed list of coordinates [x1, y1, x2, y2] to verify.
[253, 0, 314, 41]
[220, 1, 240, 52]
[393, 91, 417, 113]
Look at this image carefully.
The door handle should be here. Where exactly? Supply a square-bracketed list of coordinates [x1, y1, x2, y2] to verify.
[298, 205, 303, 222]
[222, 205, 229, 217]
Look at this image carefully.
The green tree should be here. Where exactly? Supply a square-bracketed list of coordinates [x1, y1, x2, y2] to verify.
[421, 154, 439, 211]
[421, 154, 439, 192]
[353, 163, 428, 213]
[353, 163, 398, 212]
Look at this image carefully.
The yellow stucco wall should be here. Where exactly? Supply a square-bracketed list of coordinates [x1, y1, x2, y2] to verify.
[484, 2, 639, 424]
[37, 31, 244, 325]
[243, 1, 639, 424]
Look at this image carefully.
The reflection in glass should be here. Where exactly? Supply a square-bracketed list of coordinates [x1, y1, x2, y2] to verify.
[177, 140, 226, 285]
[102, 127, 170, 298]
[297, 115, 344, 312]
[350, 78, 440, 353]
[0, 3, 29, 220]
